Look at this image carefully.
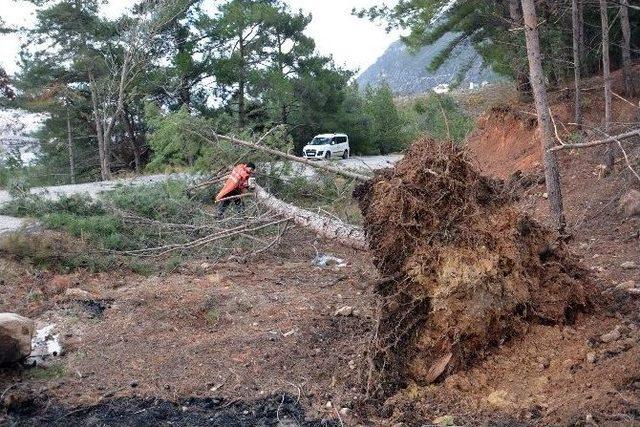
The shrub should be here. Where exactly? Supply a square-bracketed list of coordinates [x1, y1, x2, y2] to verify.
[0, 232, 116, 273]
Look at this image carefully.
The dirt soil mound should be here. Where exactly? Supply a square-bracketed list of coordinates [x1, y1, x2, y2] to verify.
[354, 138, 599, 397]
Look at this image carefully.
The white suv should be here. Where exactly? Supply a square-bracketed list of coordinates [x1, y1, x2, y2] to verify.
[302, 133, 350, 160]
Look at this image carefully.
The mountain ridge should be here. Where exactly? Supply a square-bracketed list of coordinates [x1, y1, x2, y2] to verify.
[357, 33, 499, 95]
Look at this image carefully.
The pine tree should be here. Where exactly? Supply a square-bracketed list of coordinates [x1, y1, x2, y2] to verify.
[599, 0, 614, 174]
[521, 0, 566, 233]
[205, 0, 275, 128]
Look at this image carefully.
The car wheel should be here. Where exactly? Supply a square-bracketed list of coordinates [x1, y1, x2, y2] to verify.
[325, 152, 331, 160]
[342, 150, 349, 159]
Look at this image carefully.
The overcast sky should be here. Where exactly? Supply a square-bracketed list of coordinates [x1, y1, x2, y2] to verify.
[0, 0, 401, 76]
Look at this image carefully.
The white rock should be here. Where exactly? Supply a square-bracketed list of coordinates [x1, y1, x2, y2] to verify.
[621, 261, 638, 270]
[325, 401, 332, 409]
[600, 327, 621, 343]
[334, 306, 353, 317]
[586, 352, 597, 364]
[64, 288, 93, 300]
[0, 313, 35, 364]
[339, 407, 350, 416]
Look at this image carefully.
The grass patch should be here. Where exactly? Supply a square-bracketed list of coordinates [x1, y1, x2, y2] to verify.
[205, 307, 220, 325]
[25, 363, 68, 381]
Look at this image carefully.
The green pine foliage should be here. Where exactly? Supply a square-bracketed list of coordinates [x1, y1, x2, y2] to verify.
[401, 93, 474, 144]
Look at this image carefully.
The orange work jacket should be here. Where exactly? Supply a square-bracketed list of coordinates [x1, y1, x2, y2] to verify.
[215, 164, 252, 201]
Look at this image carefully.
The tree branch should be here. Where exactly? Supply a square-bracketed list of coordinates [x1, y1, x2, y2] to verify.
[549, 129, 640, 151]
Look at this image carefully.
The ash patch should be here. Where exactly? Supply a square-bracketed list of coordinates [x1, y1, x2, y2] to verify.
[76, 299, 111, 319]
[3, 393, 337, 426]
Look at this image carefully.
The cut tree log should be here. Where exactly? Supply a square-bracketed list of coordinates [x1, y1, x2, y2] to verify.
[254, 184, 367, 251]
[186, 129, 371, 183]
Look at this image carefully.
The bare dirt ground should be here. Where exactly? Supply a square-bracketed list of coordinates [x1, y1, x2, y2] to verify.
[0, 230, 380, 425]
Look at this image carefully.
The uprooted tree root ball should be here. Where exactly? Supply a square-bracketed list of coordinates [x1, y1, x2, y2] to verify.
[354, 138, 599, 399]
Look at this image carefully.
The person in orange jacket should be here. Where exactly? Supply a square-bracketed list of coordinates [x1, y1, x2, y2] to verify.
[215, 162, 256, 218]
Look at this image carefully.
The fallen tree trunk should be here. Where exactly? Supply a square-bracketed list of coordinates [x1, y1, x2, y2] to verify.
[186, 129, 371, 183]
[254, 184, 367, 251]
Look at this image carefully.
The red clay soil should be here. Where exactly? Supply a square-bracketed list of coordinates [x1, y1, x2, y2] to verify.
[467, 67, 640, 179]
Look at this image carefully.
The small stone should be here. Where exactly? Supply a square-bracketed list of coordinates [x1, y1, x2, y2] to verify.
[586, 413, 594, 424]
[325, 401, 332, 409]
[632, 381, 640, 390]
[600, 327, 621, 343]
[348, 360, 356, 370]
[339, 407, 350, 416]
[586, 352, 597, 364]
[64, 288, 94, 300]
[334, 306, 353, 317]
[619, 189, 640, 218]
[621, 261, 638, 270]
[616, 281, 636, 291]
[537, 356, 550, 369]
[542, 192, 549, 199]
[486, 390, 513, 408]
[433, 415, 455, 426]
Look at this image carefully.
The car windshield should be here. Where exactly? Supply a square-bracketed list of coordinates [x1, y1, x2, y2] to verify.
[310, 137, 331, 146]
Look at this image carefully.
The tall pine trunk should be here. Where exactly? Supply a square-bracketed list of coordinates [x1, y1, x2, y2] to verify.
[66, 107, 75, 185]
[508, 0, 531, 96]
[620, 0, 633, 97]
[175, 23, 192, 110]
[89, 74, 110, 181]
[599, 0, 614, 173]
[572, 0, 583, 130]
[123, 106, 142, 173]
[255, 184, 366, 250]
[237, 30, 246, 128]
[521, 0, 567, 233]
